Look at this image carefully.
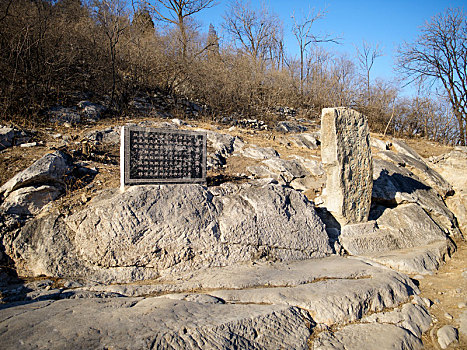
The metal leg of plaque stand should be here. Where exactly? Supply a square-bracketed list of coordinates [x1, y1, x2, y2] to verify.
[120, 126, 126, 193]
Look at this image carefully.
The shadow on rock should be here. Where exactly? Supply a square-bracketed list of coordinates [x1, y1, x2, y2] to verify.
[315, 207, 342, 254]
[372, 169, 432, 213]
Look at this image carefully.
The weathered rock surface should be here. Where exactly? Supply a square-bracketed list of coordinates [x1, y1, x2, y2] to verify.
[363, 240, 455, 275]
[312, 323, 423, 350]
[239, 145, 280, 160]
[370, 136, 389, 151]
[0, 126, 31, 150]
[0, 185, 62, 216]
[85, 127, 120, 145]
[378, 150, 453, 198]
[0, 256, 426, 350]
[247, 158, 308, 185]
[205, 130, 244, 156]
[321, 107, 373, 224]
[0, 151, 73, 199]
[3, 182, 332, 282]
[391, 139, 424, 161]
[361, 303, 431, 338]
[204, 130, 245, 169]
[340, 204, 453, 274]
[0, 298, 313, 350]
[287, 133, 319, 149]
[437, 325, 459, 349]
[276, 120, 307, 133]
[430, 147, 467, 235]
[460, 310, 467, 337]
[372, 158, 461, 238]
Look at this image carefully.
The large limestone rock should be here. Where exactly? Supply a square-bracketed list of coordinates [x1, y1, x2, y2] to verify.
[378, 149, 453, 198]
[0, 298, 313, 350]
[341, 204, 448, 254]
[0, 151, 74, 220]
[340, 204, 454, 274]
[372, 158, 461, 238]
[0, 151, 73, 199]
[430, 147, 467, 235]
[0, 255, 426, 350]
[0, 185, 62, 216]
[0, 126, 14, 150]
[312, 323, 423, 350]
[3, 181, 332, 282]
[321, 107, 373, 224]
[0, 126, 31, 150]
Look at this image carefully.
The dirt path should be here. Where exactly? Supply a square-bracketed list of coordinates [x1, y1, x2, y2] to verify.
[419, 239, 466, 349]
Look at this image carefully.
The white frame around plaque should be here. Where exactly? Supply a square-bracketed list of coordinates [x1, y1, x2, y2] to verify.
[120, 125, 207, 190]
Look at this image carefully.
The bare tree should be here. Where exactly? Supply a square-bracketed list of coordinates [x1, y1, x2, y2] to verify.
[223, 0, 283, 63]
[397, 7, 467, 145]
[291, 7, 339, 94]
[355, 40, 383, 103]
[143, 0, 216, 59]
[92, 0, 129, 104]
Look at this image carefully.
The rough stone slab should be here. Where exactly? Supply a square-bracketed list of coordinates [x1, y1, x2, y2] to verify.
[370, 136, 389, 151]
[247, 158, 309, 185]
[0, 185, 62, 216]
[0, 127, 14, 150]
[378, 150, 453, 198]
[372, 158, 461, 238]
[0, 298, 313, 350]
[289, 155, 324, 176]
[361, 303, 431, 338]
[0, 151, 72, 198]
[362, 240, 455, 275]
[341, 204, 448, 254]
[177, 257, 421, 325]
[437, 325, 459, 349]
[391, 139, 424, 161]
[288, 133, 319, 149]
[66, 257, 418, 325]
[321, 107, 373, 224]
[204, 130, 244, 155]
[311, 323, 423, 350]
[430, 147, 467, 191]
[430, 147, 467, 236]
[238, 145, 279, 160]
[4, 182, 331, 283]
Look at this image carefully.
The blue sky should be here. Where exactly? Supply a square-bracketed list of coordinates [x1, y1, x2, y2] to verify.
[192, 0, 467, 97]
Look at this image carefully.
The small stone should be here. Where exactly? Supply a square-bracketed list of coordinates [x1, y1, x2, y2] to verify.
[458, 302, 466, 309]
[434, 298, 441, 304]
[81, 193, 89, 203]
[63, 280, 82, 289]
[437, 325, 458, 349]
[444, 312, 453, 320]
[20, 142, 37, 148]
[63, 122, 72, 128]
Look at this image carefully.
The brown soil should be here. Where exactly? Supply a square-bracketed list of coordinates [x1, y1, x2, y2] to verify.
[419, 239, 467, 349]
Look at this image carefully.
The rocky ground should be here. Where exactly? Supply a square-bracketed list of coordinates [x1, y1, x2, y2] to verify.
[0, 112, 466, 349]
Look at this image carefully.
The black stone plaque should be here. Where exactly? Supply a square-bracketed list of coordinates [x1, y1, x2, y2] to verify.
[120, 126, 206, 186]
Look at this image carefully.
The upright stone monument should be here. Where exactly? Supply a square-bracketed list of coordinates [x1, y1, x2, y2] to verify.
[321, 107, 373, 224]
[120, 126, 206, 190]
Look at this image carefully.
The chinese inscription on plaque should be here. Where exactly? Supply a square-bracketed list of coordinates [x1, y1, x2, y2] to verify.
[120, 126, 207, 187]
